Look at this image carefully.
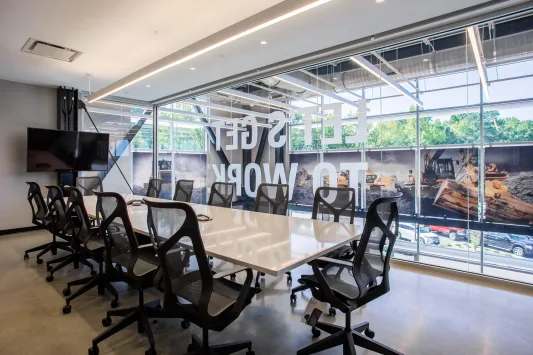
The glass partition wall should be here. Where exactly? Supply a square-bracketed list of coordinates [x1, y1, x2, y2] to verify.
[86, 11, 533, 285]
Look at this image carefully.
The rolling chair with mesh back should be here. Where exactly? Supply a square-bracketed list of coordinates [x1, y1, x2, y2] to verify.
[253, 183, 291, 285]
[296, 197, 403, 355]
[89, 192, 170, 355]
[173, 179, 194, 202]
[144, 198, 259, 355]
[61, 187, 118, 314]
[23, 182, 70, 262]
[76, 176, 103, 196]
[290, 187, 357, 316]
[207, 182, 234, 208]
[146, 178, 162, 198]
[45, 186, 95, 282]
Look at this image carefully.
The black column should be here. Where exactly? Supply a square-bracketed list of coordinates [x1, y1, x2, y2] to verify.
[56, 87, 79, 187]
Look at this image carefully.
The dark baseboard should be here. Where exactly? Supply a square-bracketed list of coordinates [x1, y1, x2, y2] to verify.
[0, 225, 43, 236]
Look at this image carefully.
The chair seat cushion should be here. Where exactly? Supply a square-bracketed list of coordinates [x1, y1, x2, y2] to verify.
[299, 274, 360, 300]
[171, 271, 250, 317]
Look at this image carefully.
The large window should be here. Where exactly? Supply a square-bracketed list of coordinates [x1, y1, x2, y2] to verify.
[286, 27, 533, 284]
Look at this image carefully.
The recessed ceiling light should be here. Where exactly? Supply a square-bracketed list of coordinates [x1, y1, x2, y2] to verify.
[190, 67, 196, 71]
[423, 58, 429, 62]
[333, 77, 338, 80]
[146, 84, 151, 88]
[260, 40, 267, 45]
[376, 0, 385, 2]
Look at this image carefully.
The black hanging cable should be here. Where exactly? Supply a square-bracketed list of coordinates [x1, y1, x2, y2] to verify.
[78, 100, 134, 194]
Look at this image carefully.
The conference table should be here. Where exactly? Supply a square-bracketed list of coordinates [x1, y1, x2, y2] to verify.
[83, 194, 362, 278]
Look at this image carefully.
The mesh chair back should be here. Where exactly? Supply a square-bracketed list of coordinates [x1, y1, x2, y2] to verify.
[26, 182, 48, 224]
[173, 179, 194, 202]
[64, 186, 93, 245]
[254, 183, 289, 215]
[145, 199, 212, 315]
[146, 178, 162, 198]
[312, 187, 356, 224]
[207, 182, 234, 208]
[352, 197, 399, 298]
[76, 176, 103, 196]
[95, 192, 139, 270]
[46, 185, 69, 233]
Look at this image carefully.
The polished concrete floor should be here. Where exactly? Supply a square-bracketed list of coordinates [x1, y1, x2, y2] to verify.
[1, 230, 533, 355]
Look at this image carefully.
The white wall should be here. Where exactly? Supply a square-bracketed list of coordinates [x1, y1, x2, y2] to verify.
[0, 79, 56, 230]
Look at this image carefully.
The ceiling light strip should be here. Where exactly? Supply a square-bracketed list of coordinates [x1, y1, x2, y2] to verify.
[274, 74, 359, 108]
[87, 0, 333, 103]
[218, 88, 299, 110]
[350, 55, 423, 107]
[370, 51, 419, 93]
[181, 99, 287, 121]
[467, 25, 490, 101]
[87, 107, 152, 119]
[299, 69, 363, 99]
[173, 118, 245, 131]
[159, 107, 272, 128]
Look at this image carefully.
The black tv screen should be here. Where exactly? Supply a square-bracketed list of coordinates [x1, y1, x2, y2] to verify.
[27, 128, 109, 172]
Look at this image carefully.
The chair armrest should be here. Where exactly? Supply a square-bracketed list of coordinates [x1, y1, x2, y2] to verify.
[309, 259, 346, 310]
[228, 267, 254, 318]
[316, 257, 352, 268]
[213, 266, 250, 279]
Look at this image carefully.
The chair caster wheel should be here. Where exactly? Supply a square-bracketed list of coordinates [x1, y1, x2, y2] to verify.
[311, 327, 321, 338]
[230, 273, 236, 281]
[111, 300, 119, 308]
[181, 320, 190, 329]
[24, 254, 29, 260]
[364, 329, 375, 339]
[246, 351, 255, 355]
[102, 316, 112, 327]
[36, 259, 43, 265]
[46, 275, 54, 282]
[260, 272, 265, 277]
[62, 305, 71, 314]
[88, 346, 99, 355]
[290, 294, 297, 303]
[63, 288, 71, 296]
[328, 307, 336, 316]
[145, 348, 156, 355]
[287, 276, 292, 284]
[91, 270, 97, 276]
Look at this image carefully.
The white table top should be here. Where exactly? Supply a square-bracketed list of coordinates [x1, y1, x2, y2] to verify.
[83, 195, 361, 277]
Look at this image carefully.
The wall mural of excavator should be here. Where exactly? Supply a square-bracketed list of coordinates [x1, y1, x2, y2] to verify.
[402, 147, 533, 224]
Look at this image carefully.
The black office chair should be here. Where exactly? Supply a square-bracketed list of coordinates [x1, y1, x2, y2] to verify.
[146, 178, 162, 198]
[76, 176, 103, 196]
[46, 186, 96, 282]
[296, 197, 402, 355]
[144, 199, 258, 355]
[173, 179, 194, 202]
[254, 183, 289, 215]
[61, 187, 118, 314]
[290, 187, 357, 315]
[44, 185, 94, 282]
[23, 182, 69, 262]
[253, 183, 290, 285]
[207, 182, 234, 208]
[89, 192, 166, 355]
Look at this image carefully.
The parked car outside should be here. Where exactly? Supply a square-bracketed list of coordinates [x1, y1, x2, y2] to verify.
[398, 224, 440, 245]
[484, 232, 533, 257]
[429, 225, 467, 241]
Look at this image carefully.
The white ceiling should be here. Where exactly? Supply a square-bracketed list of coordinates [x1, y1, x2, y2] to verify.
[0, 0, 504, 103]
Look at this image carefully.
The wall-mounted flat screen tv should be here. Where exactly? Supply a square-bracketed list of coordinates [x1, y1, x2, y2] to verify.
[27, 128, 109, 172]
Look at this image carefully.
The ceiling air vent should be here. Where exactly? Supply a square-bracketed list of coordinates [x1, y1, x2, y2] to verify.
[21, 38, 82, 62]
